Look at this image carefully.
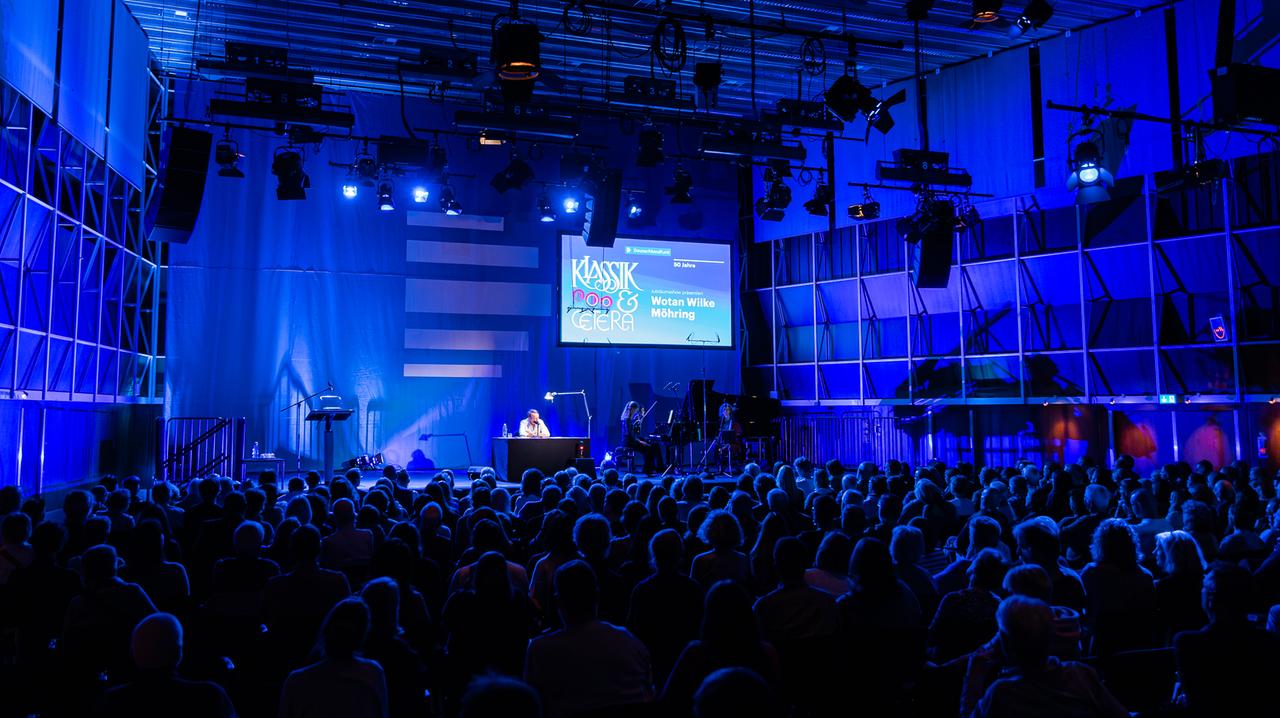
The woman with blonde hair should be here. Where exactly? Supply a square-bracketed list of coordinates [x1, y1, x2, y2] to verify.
[1153, 530, 1208, 641]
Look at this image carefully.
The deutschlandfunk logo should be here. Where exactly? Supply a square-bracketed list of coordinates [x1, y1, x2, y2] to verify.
[624, 245, 672, 257]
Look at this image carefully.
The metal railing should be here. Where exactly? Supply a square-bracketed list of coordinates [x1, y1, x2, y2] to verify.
[155, 417, 245, 484]
[777, 412, 921, 469]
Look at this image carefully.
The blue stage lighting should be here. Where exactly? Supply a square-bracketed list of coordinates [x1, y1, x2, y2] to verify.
[341, 182, 358, 199]
[412, 186, 430, 203]
[538, 194, 557, 222]
[377, 180, 395, 211]
[563, 195, 580, 214]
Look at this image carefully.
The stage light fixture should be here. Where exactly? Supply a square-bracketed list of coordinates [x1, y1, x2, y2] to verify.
[493, 20, 542, 81]
[438, 184, 462, 215]
[1012, 0, 1054, 36]
[972, 0, 1002, 24]
[636, 124, 664, 167]
[426, 142, 449, 176]
[897, 196, 956, 246]
[214, 137, 244, 178]
[341, 180, 359, 199]
[563, 194, 581, 214]
[376, 180, 395, 212]
[848, 186, 881, 220]
[491, 152, 534, 193]
[1066, 139, 1114, 203]
[803, 181, 834, 217]
[666, 165, 693, 204]
[627, 192, 643, 220]
[412, 186, 430, 203]
[693, 62, 723, 109]
[271, 147, 309, 201]
[825, 75, 906, 137]
[537, 193, 556, 222]
[755, 168, 792, 222]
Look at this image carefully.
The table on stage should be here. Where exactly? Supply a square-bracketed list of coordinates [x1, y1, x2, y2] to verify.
[492, 437, 590, 482]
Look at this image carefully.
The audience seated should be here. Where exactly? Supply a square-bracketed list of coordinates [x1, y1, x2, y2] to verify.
[524, 560, 652, 717]
[278, 597, 389, 718]
[96, 612, 235, 718]
[970, 596, 1126, 717]
[6, 450, 1276, 718]
[1173, 563, 1280, 717]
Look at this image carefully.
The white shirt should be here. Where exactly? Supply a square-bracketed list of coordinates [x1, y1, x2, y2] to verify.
[519, 417, 550, 438]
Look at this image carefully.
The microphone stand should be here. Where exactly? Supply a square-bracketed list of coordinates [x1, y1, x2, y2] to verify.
[282, 384, 333, 474]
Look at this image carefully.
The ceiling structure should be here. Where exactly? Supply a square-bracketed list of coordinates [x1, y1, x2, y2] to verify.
[125, 0, 1166, 117]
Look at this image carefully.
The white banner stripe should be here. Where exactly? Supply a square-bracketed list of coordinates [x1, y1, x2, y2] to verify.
[405, 328, 530, 351]
[403, 363, 503, 378]
[406, 211, 505, 232]
[405, 278, 551, 316]
[407, 239, 538, 269]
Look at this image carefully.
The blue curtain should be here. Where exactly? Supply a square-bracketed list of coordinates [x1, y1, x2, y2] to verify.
[166, 84, 742, 470]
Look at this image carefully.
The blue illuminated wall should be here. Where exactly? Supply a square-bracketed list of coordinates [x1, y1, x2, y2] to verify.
[164, 84, 741, 470]
[0, 1, 160, 495]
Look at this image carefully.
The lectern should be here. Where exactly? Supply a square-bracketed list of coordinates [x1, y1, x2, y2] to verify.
[306, 408, 352, 482]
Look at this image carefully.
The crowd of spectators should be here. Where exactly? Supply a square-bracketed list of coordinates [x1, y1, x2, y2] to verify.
[1, 453, 1278, 717]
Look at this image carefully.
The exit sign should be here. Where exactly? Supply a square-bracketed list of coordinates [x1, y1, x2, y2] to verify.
[1158, 394, 1178, 405]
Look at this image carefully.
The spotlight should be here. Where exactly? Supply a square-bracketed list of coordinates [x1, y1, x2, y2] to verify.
[1067, 139, 1114, 203]
[537, 194, 557, 222]
[847, 186, 880, 220]
[271, 147, 309, 201]
[665, 165, 693, 204]
[426, 142, 449, 176]
[636, 124, 664, 167]
[412, 186, 430, 203]
[897, 196, 957, 245]
[693, 62, 723, 109]
[824, 75, 906, 136]
[755, 168, 791, 222]
[352, 155, 379, 185]
[803, 181, 833, 217]
[214, 137, 244, 178]
[627, 192, 643, 220]
[562, 194, 581, 214]
[491, 153, 534, 193]
[438, 184, 462, 215]
[1012, 0, 1054, 36]
[972, 0, 1002, 24]
[341, 180, 359, 199]
[376, 180, 395, 211]
[493, 20, 541, 81]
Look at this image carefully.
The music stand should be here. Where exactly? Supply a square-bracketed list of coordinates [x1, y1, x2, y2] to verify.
[306, 408, 353, 482]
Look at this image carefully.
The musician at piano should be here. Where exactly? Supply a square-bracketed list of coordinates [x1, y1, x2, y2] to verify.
[518, 409, 551, 438]
[620, 401, 663, 474]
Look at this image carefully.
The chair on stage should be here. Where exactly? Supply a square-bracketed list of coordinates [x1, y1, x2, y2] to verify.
[612, 446, 638, 474]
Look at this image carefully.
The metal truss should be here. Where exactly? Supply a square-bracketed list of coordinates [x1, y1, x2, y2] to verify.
[0, 78, 163, 404]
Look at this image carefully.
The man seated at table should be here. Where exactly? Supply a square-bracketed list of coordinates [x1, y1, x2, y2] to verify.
[519, 409, 551, 438]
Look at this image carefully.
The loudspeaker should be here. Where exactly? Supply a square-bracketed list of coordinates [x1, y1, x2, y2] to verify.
[1212, 64, 1280, 127]
[909, 230, 953, 288]
[146, 126, 213, 243]
[569, 457, 597, 479]
[582, 168, 622, 248]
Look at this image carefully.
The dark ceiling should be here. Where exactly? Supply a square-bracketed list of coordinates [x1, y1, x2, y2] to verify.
[124, 0, 1160, 116]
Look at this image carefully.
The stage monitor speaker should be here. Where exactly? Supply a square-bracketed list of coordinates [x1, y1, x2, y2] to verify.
[569, 457, 597, 479]
[909, 231, 953, 288]
[582, 168, 622, 248]
[146, 126, 213, 244]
